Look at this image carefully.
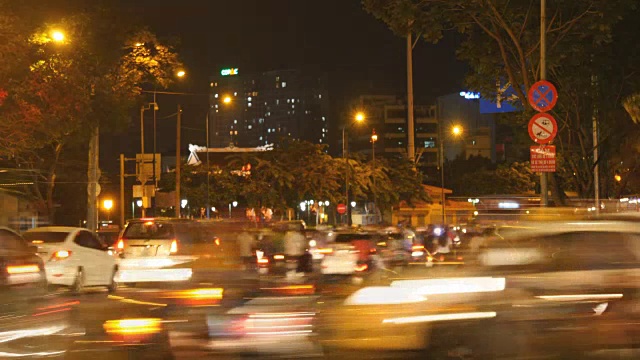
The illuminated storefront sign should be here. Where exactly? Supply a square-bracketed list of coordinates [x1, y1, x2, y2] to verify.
[220, 68, 239, 76]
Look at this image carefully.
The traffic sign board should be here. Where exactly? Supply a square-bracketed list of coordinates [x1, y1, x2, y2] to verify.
[336, 203, 347, 215]
[530, 146, 556, 172]
[528, 113, 557, 144]
[528, 80, 558, 112]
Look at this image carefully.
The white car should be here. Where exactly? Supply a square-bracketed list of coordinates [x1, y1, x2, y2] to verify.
[320, 232, 375, 275]
[23, 227, 118, 293]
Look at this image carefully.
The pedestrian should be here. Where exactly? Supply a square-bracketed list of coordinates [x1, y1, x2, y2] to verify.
[284, 229, 306, 276]
[237, 229, 256, 270]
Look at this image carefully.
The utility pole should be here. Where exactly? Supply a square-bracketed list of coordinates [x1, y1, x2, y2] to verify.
[152, 91, 157, 216]
[120, 154, 125, 228]
[87, 126, 100, 230]
[140, 105, 146, 217]
[539, 0, 549, 206]
[206, 111, 210, 219]
[175, 104, 182, 218]
[592, 73, 600, 213]
[406, 29, 415, 162]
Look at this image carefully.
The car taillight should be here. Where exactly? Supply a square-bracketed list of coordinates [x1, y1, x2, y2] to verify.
[116, 238, 124, 250]
[169, 239, 178, 254]
[318, 248, 333, 255]
[257, 258, 269, 264]
[50, 250, 71, 261]
[354, 263, 368, 272]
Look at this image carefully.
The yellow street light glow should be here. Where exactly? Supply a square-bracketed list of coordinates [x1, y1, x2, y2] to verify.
[135, 42, 144, 47]
[51, 30, 65, 42]
[176, 70, 186, 78]
[615, 174, 622, 182]
[371, 131, 378, 142]
[355, 112, 365, 122]
[103, 199, 113, 211]
[452, 125, 462, 136]
[223, 96, 232, 104]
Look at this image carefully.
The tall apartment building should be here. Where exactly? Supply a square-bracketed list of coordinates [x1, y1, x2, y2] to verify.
[208, 68, 329, 148]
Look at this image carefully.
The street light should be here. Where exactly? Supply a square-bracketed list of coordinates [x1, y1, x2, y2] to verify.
[51, 30, 65, 42]
[223, 96, 232, 104]
[343, 111, 365, 226]
[103, 199, 113, 222]
[176, 70, 186, 78]
[440, 124, 464, 224]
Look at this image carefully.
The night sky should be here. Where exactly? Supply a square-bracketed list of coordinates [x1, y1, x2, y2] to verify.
[101, 0, 466, 170]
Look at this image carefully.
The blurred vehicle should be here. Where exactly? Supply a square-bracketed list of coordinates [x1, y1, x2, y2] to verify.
[203, 284, 320, 357]
[270, 220, 306, 232]
[0, 227, 73, 358]
[317, 220, 640, 358]
[24, 226, 118, 293]
[115, 218, 221, 284]
[320, 232, 376, 276]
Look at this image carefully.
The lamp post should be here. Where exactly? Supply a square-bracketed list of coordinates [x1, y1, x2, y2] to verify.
[343, 111, 365, 226]
[152, 70, 186, 216]
[207, 94, 232, 219]
[371, 129, 378, 214]
[103, 199, 113, 222]
[440, 125, 463, 225]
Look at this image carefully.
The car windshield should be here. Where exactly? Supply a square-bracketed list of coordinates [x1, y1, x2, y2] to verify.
[123, 221, 175, 239]
[23, 231, 68, 243]
[0, 229, 28, 250]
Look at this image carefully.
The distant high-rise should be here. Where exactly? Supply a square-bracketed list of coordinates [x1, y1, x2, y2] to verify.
[209, 68, 330, 148]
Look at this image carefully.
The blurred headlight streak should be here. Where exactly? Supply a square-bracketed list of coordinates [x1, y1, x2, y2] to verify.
[0, 325, 67, 344]
[344, 287, 426, 305]
[6, 265, 39, 274]
[391, 277, 505, 296]
[115, 268, 192, 282]
[103, 318, 162, 336]
[382, 311, 497, 325]
[244, 313, 314, 336]
[536, 294, 623, 301]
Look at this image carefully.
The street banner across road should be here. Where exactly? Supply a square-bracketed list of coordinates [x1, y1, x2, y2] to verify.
[528, 80, 558, 112]
[528, 113, 557, 144]
[530, 146, 556, 172]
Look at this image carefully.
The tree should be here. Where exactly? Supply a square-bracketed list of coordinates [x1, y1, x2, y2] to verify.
[0, 3, 182, 221]
[458, 161, 536, 196]
[363, 0, 640, 202]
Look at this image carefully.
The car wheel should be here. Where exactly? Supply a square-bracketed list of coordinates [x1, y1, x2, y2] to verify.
[71, 268, 84, 294]
[107, 267, 118, 293]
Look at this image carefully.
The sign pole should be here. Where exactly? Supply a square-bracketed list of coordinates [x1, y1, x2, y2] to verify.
[540, 0, 548, 206]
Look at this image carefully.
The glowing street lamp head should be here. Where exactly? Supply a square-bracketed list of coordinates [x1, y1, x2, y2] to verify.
[176, 70, 186, 78]
[355, 112, 365, 122]
[223, 96, 232, 104]
[103, 199, 113, 211]
[51, 30, 65, 43]
[615, 174, 622, 182]
[371, 130, 378, 142]
[452, 125, 463, 136]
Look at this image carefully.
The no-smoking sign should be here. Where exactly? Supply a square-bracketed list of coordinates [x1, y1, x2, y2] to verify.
[528, 113, 557, 144]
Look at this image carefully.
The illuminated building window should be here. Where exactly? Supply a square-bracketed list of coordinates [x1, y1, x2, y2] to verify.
[248, 96, 252, 101]
[322, 116, 326, 121]
[282, 82, 287, 87]
[214, 93, 218, 98]
[259, 136, 263, 140]
[292, 105, 295, 109]
[319, 94, 322, 99]
[234, 120, 237, 124]
[248, 125, 252, 129]
[233, 92, 237, 96]
[248, 103, 252, 107]
[287, 99, 290, 103]
[319, 139, 323, 143]
[210, 83, 214, 87]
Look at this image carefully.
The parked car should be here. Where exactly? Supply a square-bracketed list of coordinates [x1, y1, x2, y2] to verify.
[23, 226, 118, 293]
